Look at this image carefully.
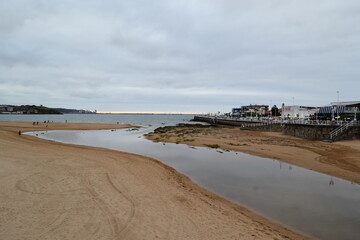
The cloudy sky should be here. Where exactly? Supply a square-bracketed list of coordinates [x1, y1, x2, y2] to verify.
[1, 0, 359, 113]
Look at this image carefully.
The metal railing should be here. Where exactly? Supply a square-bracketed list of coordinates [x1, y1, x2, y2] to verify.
[329, 120, 358, 140]
[195, 115, 356, 126]
[240, 122, 273, 128]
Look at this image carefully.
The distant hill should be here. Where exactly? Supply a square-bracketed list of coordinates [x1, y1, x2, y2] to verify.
[53, 108, 97, 114]
[0, 105, 62, 114]
[0, 105, 97, 114]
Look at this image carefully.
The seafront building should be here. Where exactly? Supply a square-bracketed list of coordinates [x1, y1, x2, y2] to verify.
[231, 101, 359, 121]
[281, 104, 319, 119]
[232, 104, 269, 117]
[319, 101, 360, 120]
[197, 100, 360, 141]
[232, 104, 318, 119]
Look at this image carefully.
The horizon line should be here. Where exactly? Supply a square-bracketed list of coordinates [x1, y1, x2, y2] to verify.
[96, 111, 202, 115]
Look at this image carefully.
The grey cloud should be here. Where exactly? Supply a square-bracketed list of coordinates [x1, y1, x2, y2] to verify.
[1, 0, 359, 112]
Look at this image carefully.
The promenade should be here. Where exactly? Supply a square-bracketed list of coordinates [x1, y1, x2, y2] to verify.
[194, 115, 360, 141]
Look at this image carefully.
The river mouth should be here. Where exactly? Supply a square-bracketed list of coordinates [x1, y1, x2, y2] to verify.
[27, 127, 360, 240]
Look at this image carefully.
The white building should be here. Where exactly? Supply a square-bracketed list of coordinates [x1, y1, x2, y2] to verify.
[319, 101, 360, 120]
[281, 105, 319, 119]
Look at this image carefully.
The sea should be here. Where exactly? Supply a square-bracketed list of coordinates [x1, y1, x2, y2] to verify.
[0, 113, 194, 127]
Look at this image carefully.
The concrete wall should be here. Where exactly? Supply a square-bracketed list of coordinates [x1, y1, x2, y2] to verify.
[240, 124, 340, 140]
[193, 116, 214, 124]
[336, 126, 360, 141]
[246, 124, 360, 141]
[240, 124, 283, 132]
[193, 116, 256, 126]
[282, 124, 336, 140]
[193, 116, 360, 141]
[216, 119, 253, 126]
[281, 124, 360, 141]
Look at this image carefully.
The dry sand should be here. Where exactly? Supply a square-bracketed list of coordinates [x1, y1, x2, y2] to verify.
[0, 121, 307, 240]
[147, 125, 360, 184]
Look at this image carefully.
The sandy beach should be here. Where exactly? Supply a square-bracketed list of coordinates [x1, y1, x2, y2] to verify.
[147, 124, 360, 184]
[0, 121, 307, 240]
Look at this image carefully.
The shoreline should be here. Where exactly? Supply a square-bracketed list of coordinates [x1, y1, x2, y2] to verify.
[0, 121, 308, 239]
[147, 124, 360, 184]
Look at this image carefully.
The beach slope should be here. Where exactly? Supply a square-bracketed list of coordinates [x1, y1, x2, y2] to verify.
[0, 121, 307, 239]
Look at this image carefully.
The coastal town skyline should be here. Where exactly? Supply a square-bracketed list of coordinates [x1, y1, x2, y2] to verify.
[1, 0, 359, 113]
[1, 99, 358, 116]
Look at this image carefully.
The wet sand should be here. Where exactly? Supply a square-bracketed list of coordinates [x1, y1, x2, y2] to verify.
[147, 125, 360, 184]
[0, 121, 307, 240]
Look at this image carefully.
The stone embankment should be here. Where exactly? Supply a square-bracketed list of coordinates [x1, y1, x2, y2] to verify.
[193, 116, 360, 141]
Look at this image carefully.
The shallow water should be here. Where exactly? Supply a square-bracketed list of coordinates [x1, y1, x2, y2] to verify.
[0, 113, 195, 126]
[27, 127, 360, 240]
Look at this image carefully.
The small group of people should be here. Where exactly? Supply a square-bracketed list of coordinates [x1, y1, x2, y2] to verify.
[32, 120, 53, 125]
[20, 119, 56, 136]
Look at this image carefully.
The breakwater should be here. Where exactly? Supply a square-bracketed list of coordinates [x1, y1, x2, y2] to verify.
[193, 116, 360, 141]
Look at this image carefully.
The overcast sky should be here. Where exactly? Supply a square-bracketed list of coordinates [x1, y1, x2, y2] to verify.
[1, 0, 359, 113]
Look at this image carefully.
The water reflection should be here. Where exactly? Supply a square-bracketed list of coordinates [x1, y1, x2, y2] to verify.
[329, 176, 335, 186]
[27, 128, 360, 240]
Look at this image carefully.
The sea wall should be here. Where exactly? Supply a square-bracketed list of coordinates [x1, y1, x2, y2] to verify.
[193, 116, 214, 124]
[193, 116, 259, 126]
[336, 126, 360, 141]
[239, 124, 283, 132]
[240, 124, 339, 140]
[193, 116, 360, 141]
[282, 124, 336, 140]
[278, 124, 360, 140]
